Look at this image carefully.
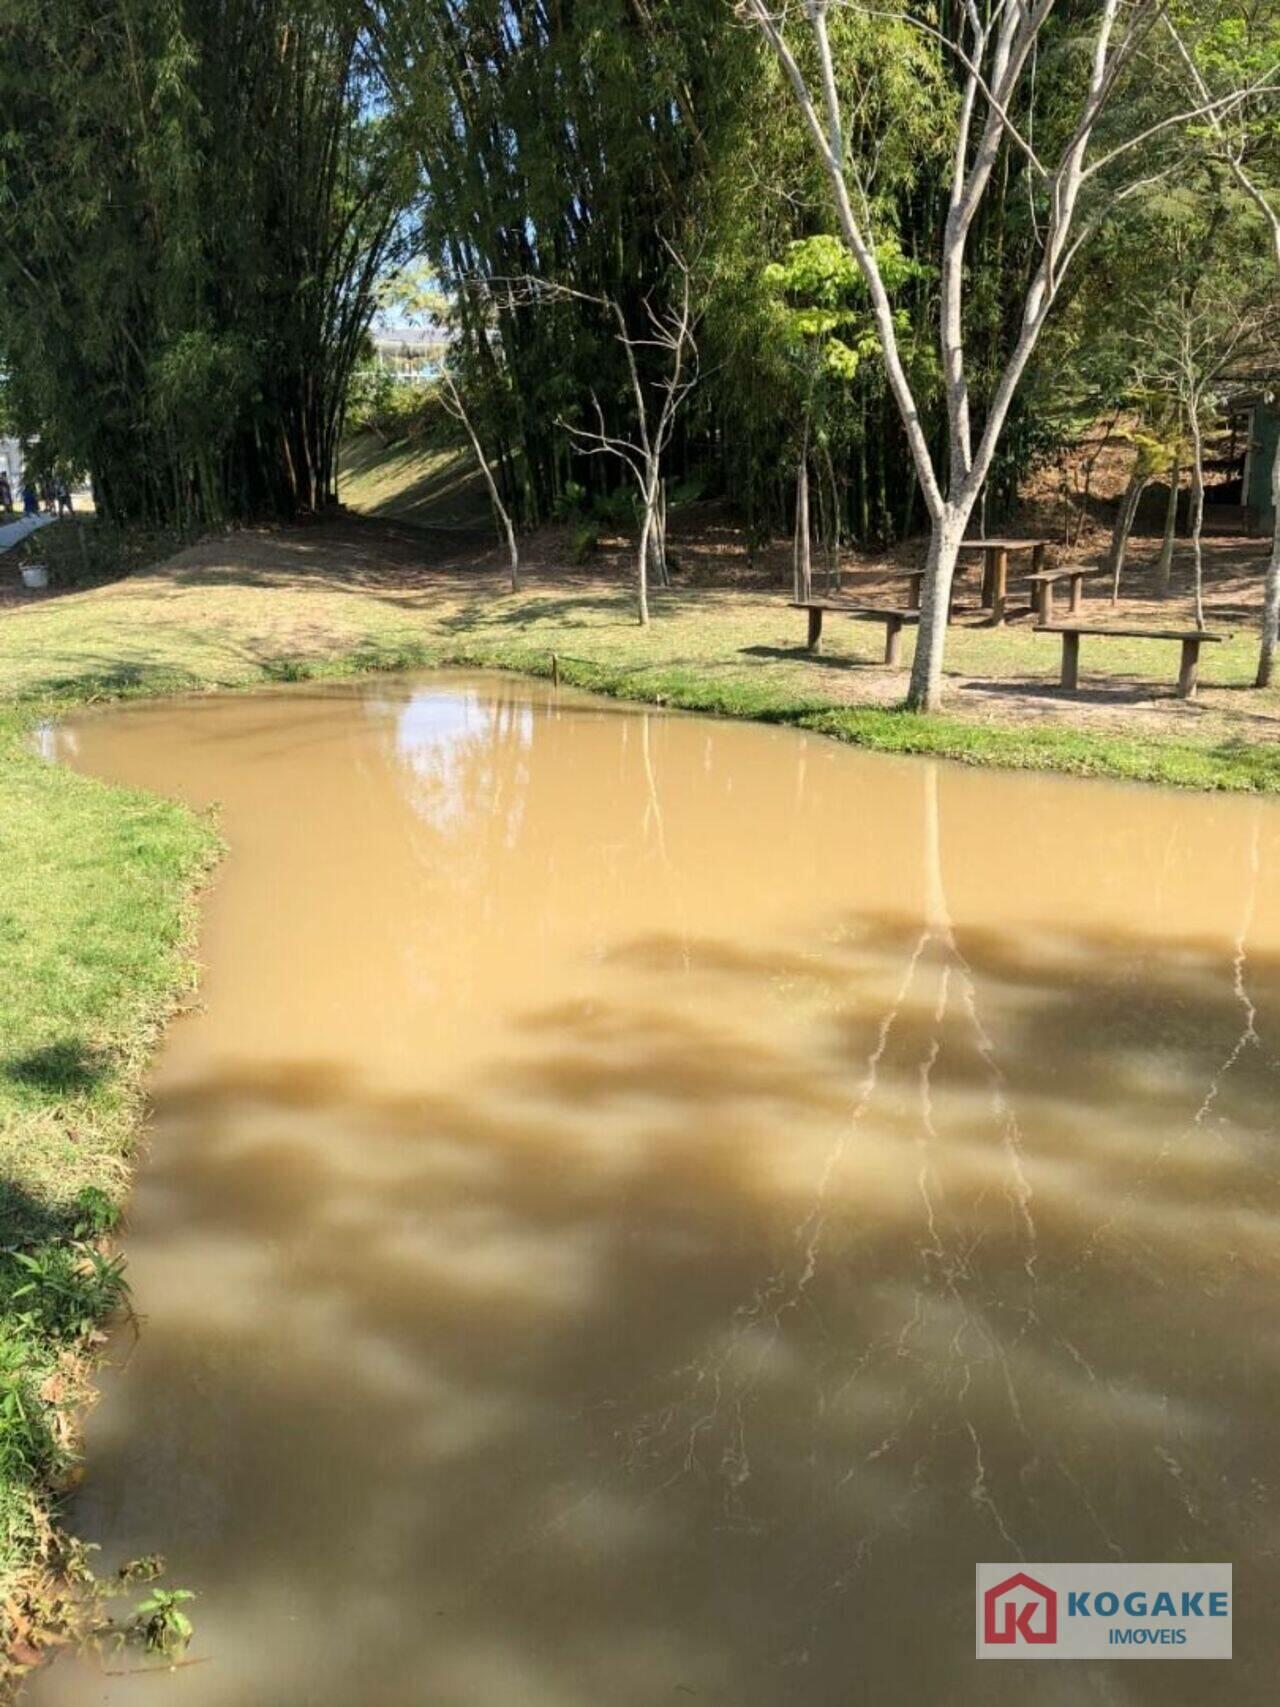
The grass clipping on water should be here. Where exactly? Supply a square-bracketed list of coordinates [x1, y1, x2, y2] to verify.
[0, 713, 218, 1678]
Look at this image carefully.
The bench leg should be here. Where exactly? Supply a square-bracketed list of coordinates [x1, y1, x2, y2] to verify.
[1061, 630, 1080, 691]
[1032, 543, 1047, 575]
[1069, 573, 1084, 616]
[807, 607, 823, 653]
[884, 615, 903, 667]
[1178, 638, 1201, 699]
[1037, 583, 1055, 623]
[908, 574, 922, 611]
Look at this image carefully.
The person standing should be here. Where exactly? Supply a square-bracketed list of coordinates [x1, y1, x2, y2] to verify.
[0, 472, 12, 514]
[55, 476, 73, 516]
[22, 481, 39, 516]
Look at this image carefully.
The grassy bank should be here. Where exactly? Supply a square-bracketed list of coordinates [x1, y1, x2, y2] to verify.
[0, 710, 217, 1678]
[0, 515, 1278, 1677]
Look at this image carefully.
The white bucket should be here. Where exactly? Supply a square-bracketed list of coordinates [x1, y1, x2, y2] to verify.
[21, 563, 49, 590]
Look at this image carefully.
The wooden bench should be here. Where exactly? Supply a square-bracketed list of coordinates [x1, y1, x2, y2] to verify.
[1024, 566, 1103, 622]
[1036, 624, 1228, 699]
[792, 601, 921, 665]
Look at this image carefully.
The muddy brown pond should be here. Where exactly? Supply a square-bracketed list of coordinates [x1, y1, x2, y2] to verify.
[31, 673, 1280, 1705]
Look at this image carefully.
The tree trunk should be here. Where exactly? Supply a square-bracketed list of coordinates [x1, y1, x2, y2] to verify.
[636, 498, 652, 628]
[1189, 409, 1207, 631]
[647, 480, 670, 589]
[794, 458, 812, 603]
[443, 375, 520, 592]
[1155, 453, 1180, 598]
[1108, 470, 1148, 604]
[906, 511, 966, 713]
[820, 440, 842, 591]
[1256, 430, 1280, 687]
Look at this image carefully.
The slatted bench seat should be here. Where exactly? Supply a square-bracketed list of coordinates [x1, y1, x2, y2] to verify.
[1036, 624, 1229, 699]
[791, 601, 921, 665]
[1024, 566, 1103, 622]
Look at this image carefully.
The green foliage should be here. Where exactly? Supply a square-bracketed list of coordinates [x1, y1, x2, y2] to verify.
[570, 524, 601, 565]
[132, 1587, 196, 1656]
[0, 1, 415, 528]
[0, 1245, 127, 1345]
[760, 234, 918, 383]
[344, 373, 445, 445]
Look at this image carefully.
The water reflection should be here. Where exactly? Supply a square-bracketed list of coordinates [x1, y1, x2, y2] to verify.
[31, 676, 1280, 1706]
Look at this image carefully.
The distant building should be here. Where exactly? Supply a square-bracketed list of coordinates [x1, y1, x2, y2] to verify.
[0, 437, 22, 488]
[370, 323, 449, 382]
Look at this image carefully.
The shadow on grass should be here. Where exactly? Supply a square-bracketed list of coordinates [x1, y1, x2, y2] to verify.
[4, 1040, 112, 1099]
[740, 643, 883, 672]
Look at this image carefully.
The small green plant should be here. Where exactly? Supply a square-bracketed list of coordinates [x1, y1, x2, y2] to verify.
[570, 523, 599, 564]
[551, 479, 587, 522]
[132, 1587, 196, 1657]
[0, 1335, 56, 1483]
[2, 1244, 127, 1342]
[72, 1186, 119, 1239]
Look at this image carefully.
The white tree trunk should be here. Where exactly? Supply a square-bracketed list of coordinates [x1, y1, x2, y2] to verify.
[907, 510, 968, 713]
[795, 460, 812, 603]
[1189, 410, 1207, 631]
[1109, 471, 1149, 603]
[1155, 454, 1180, 598]
[442, 374, 520, 592]
[647, 480, 670, 588]
[1257, 430, 1280, 687]
[636, 480, 655, 627]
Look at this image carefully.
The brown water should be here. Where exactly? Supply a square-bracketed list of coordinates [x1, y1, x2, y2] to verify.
[32, 673, 1280, 1705]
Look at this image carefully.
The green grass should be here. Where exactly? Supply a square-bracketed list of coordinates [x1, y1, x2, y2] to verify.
[337, 428, 488, 528]
[0, 513, 1277, 1670]
[0, 709, 217, 1662]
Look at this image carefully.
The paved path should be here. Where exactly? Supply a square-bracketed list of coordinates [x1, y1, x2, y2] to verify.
[0, 513, 53, 554]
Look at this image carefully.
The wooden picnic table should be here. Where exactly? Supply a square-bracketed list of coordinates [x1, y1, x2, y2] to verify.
[957, 537, 1048, 623]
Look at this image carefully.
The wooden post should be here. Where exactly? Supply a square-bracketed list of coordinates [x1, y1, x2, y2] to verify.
[1061, 630, 1080, 690]
[884, 614, 904, 666]
[1069, 571, 1084, 615]
[806, 606, 823, 652]
[1031, 542, 1047, 575]
[1178, 637, 1201, 699]
[991, 548, 1010, 623]
[981, 548, 995, 607]
[1037, 581, 1054, 623]
[907, 572, 922, 611]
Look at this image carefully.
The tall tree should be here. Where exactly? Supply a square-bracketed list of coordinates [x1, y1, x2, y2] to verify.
[741, 0, 1271, 710]
[0, 0, 412, 526]
[1168, 4, 1280, 682]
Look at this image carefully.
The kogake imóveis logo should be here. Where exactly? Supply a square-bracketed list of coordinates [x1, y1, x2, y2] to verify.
[976, 1564, 1232, 1660]
[983, 1572, 1057, 1645]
